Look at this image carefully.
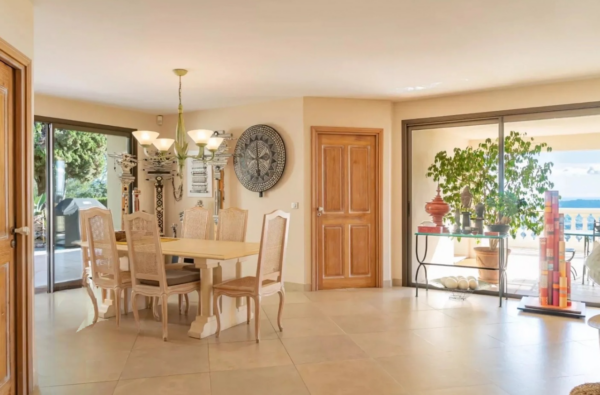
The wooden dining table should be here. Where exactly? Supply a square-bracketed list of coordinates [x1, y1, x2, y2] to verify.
[80, 238, 260, 339]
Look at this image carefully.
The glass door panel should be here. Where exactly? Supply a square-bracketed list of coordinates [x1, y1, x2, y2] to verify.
[409, 119, 502, 294]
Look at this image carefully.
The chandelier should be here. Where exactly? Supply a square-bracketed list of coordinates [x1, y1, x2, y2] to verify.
[132, 69, 232, 201]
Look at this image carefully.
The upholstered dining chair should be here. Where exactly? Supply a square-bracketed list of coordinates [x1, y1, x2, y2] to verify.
[84, 207, 132, 327]
[78, 209, 99, 323]
[213, 210, 290, 343]
[124, 211, 201, 341]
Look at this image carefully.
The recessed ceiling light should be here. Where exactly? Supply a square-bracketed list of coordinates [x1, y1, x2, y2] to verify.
[401, 82, 441, 92]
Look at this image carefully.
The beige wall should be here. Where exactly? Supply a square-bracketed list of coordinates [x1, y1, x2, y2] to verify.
[0, 0, 34, 59]
[303, 97, 393, 284]
[392, 77, 600, 282]
[35, 94, 161, 214]
[161, 98, 306, 284]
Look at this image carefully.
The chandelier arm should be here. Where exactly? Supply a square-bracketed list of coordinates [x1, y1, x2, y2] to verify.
[171, 176, 184, 202]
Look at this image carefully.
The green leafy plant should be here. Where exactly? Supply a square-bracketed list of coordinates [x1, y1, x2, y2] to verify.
[427, 131, 554, 237]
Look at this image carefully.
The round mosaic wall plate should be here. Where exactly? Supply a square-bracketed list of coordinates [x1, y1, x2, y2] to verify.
[233, 124, 286, 196]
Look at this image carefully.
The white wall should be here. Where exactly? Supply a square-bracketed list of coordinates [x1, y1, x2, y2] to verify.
[0, 0, 34, 59]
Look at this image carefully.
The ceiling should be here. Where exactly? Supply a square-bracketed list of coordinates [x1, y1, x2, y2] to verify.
[33, 0, 600, 113]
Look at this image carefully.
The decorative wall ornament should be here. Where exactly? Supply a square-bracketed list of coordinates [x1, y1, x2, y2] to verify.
[186, 150, 213, 198]
[108, 152, 138, 230]
[233, 124, 286, 197]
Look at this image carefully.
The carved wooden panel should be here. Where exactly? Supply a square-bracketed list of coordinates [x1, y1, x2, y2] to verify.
[348, 146, 370, 213]
[0, 263, 8, 386]
[350, 225, 370, 276]
[322, 146, 343, 213]
[323, 226, 343, 277]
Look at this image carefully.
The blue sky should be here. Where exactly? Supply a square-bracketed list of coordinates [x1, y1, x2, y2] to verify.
[539, 151, 600, 199]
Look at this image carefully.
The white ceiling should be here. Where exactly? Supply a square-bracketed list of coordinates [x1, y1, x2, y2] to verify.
[33, 0, 600, 113]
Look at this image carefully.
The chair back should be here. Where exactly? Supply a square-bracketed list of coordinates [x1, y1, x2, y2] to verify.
[79, 209, 91, 272]
[85, 208, 120, 284]
[182, 207, 211, 239]
[216, 208, 248, 242]
[124, 211, 167, 289]
[255, 210, 291, 292]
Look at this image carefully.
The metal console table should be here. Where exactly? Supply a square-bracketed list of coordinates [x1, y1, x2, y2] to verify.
[414, 232, 510, 307]
[564, 229, 597, 285]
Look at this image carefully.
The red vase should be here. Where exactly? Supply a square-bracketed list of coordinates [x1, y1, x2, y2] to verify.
[424, 187, 450, 229]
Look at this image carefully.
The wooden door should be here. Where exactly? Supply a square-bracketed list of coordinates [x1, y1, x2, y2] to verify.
[0, 60, 15, 395]
[313, 128, 381, 290]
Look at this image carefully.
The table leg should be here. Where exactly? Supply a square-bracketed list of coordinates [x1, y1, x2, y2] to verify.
[583, 236, 589, 285]
[188, 258, 219, 339]
[98, 288, 116, 319]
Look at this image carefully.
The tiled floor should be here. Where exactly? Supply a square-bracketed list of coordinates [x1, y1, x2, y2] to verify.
[33, 287, 600, 395]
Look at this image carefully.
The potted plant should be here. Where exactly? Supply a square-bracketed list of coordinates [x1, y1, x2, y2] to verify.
[427, 131, 554, 282]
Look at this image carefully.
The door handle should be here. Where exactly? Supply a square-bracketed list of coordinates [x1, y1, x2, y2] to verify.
[13, 227, 30, 236]
[316, 207, 324, 217]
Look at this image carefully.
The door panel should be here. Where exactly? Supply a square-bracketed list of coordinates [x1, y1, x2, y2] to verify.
[316, 131, 378, 289]
[0, 60, 15, 395]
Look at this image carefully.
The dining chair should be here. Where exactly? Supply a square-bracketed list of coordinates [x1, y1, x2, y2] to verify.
[78, 209, 99, 323]
[124, 211, 201, 341]
[84, 207, 132, 327]
[215, 207, 248, 242]
[175, 206, 211, 312]
[213, 210, 290, 343]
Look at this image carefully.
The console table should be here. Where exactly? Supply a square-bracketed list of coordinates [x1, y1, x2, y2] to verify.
[414, 232, 509, 307]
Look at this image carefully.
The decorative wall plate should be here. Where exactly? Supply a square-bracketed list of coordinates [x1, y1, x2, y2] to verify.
[233, 124, 286, 197]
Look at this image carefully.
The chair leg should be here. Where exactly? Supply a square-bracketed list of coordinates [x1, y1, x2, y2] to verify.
[214, 293, 222, 338]
[178, 295, 183, 315]
[131, 290, 140, 329]
[123, 289, 129, 315]
[84, 275, 98, 324]
[153, 297, 160, 321]
[246, 296, 251, 324]
[184, 294, 189, 315]
[114, 287, 122, 328]
[161, 294, 169, 341]
[277, 289, 285, 332]
[254, 295, 261, 343]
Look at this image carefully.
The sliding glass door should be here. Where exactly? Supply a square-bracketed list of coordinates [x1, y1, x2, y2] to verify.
[406, 104, 600, 306]
[34, 119, 135, 293]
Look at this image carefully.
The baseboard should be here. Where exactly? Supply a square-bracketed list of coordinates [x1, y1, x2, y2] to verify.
[284, 282, 311, 292]
[383, 279, 392, 288]
[392, 278, 403, 287]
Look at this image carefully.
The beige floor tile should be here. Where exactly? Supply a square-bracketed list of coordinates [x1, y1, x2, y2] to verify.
[303, 290, 362, 303]
[120, 343, 209, 379]
[365, 295, 436, 313]
[133, 322, 209, 349]
[36, 348, 131, 387]
[36, 382, 117, 395]
[281, 335, 368, 364]
[113, 373, 211, 395]
[414, 325, 506, 351]
[412, 384, 510, 395]
[315, 300, 381, 316]
[210, 365, 310, 395]
[332, 310, 458, 334]
[208, 318, 279, 343]
[262, 292, 311, 305]
[376, 353, 491, 392]
[263, 302, 325, 321]
[350, 330, 439, 358]
[208, 339, 293, 371]
[296, 358, 406, 395]
[277, 316, 344, 338]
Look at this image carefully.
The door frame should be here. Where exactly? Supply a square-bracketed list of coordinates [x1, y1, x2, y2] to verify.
[311, 126, 383, 291]
[0, 37, 34, 394]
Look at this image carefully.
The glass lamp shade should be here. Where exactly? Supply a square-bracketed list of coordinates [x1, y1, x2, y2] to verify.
[152, 138, 174, 152]
[187, 129, 213, 146]
[132, 131, 159, 146]
[206, 137, 224, 151]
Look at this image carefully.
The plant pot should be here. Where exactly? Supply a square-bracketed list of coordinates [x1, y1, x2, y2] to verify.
[485, 224, 510, 235]
[473, 246, 511, 284]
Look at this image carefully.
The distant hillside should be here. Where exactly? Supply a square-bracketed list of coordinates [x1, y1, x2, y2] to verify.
[560, 199, 600, 209]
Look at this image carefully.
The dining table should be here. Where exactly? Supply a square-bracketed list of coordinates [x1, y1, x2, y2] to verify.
[79, 237, 261, 339]
[564, 229, 597, 284]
